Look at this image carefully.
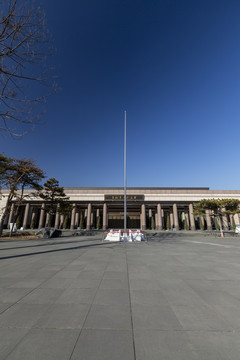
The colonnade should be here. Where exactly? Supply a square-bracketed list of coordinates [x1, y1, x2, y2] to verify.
[5, 201, 240, 231]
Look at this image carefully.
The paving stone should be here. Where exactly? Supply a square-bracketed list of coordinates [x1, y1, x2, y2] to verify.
[134, 329, 200, 360]
[187, 330, 240, 360]
[0, 327, 30, 360]
[99, 278, 128, 290]
[4, 328, 79, 360]
[0, 303, 50, 328]
[19, 288, 64, 304]
[130, 289, 169, 306]
[84, 304, 132, 329]
[93, 289, 130, 305]
[0, 288, 31, 303]
[56, 288, 96, 304]
[71, 329, 134, 360]
[35, 303, 90, 329]
[132, 304, 182, 330]
[172, 304, 232, 331]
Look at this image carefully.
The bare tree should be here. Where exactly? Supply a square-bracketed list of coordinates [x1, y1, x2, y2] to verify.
[0, 0, 56, 137]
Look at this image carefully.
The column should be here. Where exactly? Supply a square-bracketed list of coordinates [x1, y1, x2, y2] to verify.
[70, 204, 76, 230]
[205, 209, 212, 230]
[173, 203, 179, 230]
[185, 212, 190, 230]
[54, 204, 60, 229]
[170, 211, 174, 229]
[102, 203, 108, 230]
[75, 211, 79, 228]
[38, 203, 45, 229]
[30, 208, 36, 229]
[8, 203, 14, 228]
[86, 203, 92, 230]
[189, 203, 196, 231]
[155, 213, 158, 230]
[200, 215, 205, 230]
[149, 209, 152, 229]
[157, 204, 163, 230]
[141, 204, 146, 230]
[222, 207, 228, 231]
[22, 203, 30, 230]
[234, 214, 239, 226]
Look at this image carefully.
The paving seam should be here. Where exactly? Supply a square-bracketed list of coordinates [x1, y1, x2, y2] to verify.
[125, 243, 137, 360]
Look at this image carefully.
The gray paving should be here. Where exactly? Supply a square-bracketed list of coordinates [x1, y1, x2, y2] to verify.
[1, 234, 240, 359]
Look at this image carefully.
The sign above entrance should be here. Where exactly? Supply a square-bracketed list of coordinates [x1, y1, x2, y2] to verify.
[105, 195, 144, 202]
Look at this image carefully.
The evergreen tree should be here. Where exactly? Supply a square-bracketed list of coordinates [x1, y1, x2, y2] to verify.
[194, 199, 240, 237]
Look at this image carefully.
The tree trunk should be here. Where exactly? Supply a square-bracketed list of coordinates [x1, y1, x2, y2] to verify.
[218, 215, 224, 238]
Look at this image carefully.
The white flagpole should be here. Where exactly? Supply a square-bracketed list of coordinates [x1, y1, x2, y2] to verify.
[124, 110, 127, 233]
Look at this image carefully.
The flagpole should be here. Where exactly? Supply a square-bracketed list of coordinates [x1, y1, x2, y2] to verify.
[124, 110, 127, 233]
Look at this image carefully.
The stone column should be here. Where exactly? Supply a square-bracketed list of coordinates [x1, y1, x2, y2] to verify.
[185, 212, 190, 229]
[54, 204, 60, 229]
[31, 208, 36, 229]
[199, 215, 205, 230]
[157, 204, 163, 230]
[8, 203, 14, 228]
[141, 204, 146, 230]
[22, 203, 30, 230]
[170, 211, 174, 229]
[86, 203, 92, 230]
[103, 203, 108, 230]
[75, 211, 79, 228]
[70, 204, 76, 230]
[234, 214, 239, 226]
[96, 209, 100, 217]
[38, 203, 45, 229]
[205, 209, 212, 230]
[189, 203, 196, 231]
[173, 203, 179, 230]
[222, 207, 228, 231]
[155, 213, 158, 230]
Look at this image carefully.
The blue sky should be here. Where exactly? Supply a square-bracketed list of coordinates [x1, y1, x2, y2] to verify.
[1, 0, 240, 189]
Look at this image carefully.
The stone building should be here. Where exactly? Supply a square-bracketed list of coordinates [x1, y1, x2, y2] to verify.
[1, 187, 240, 231]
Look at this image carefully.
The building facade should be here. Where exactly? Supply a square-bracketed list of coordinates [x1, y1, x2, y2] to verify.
[1, 187, 240, 231]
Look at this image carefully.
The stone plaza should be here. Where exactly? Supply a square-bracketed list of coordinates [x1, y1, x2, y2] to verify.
[0, 233, 240, 359]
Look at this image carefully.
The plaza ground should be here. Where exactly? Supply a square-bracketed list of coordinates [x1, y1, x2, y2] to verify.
[0, 233, 240, 359]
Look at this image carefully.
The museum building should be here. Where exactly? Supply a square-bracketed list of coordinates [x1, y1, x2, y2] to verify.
[1, 187, 240, 231]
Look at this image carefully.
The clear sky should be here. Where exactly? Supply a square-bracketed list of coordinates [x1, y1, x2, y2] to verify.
[1, 0, 240, 189]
